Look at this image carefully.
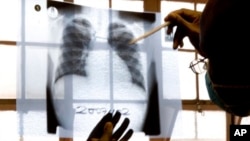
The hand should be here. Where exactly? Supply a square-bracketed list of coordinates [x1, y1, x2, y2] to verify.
[88, 111, 133, 141]
[164, 8, 201, 51]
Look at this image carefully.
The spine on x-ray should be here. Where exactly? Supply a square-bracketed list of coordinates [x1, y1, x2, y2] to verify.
[108, 23, 145, 90]
[55, 18, 92, 83]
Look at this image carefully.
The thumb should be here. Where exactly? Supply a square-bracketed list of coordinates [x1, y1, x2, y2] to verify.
[100, 122, 113, 141]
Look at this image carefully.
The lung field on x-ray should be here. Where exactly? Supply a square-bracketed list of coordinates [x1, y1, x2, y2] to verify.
[108, 22, 145, 90]
[55, 18, 93, 83]
[54, 17, 145, 90]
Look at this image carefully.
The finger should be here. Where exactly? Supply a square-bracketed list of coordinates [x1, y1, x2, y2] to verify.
[166, 24, 174, 35]
[100, 122, 113, 141]
[164, 13, 177, 35]
[164, 13, 188, 38]
[173, 26, 185, 49]
[88, 112, 113, 139]
[119, 129, 133, 141]
[111, 111, 121, 128]
[164, 8, 200, 23]
[164, 9, 199, 33]
[112, 118, 130, 140]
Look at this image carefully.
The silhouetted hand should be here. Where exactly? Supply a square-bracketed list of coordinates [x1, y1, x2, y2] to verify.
[164, 8, 202, 54]
[87, 111, 133, 141]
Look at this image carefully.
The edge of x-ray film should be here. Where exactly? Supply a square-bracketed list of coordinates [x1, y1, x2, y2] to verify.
[129, 22, 170, 44]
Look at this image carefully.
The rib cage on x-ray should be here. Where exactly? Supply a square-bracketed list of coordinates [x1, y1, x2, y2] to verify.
[55, 18, 145, 90]
[55, 18, 93, 83]
[108, 22, 145, 90]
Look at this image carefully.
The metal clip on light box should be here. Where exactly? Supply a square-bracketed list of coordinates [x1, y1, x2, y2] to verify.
[129, 22, 170, 45]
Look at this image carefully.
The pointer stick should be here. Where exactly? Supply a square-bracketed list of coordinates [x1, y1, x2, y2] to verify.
[129, 22, 170, 44]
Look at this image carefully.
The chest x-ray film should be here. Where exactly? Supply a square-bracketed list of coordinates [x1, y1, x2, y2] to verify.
[17, 0, 182, 139]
